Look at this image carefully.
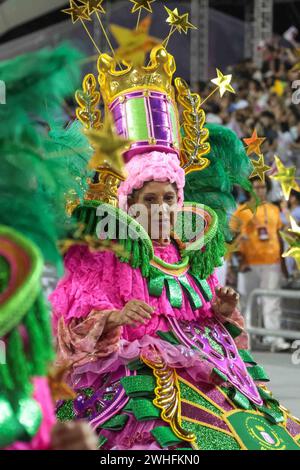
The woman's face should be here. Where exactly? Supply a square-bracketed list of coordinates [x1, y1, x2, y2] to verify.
[128, 181, 179, 242]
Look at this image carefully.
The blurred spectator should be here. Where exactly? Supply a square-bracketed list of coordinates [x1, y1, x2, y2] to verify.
[229, 176, 290, 352]
[200, 32, 300, 177]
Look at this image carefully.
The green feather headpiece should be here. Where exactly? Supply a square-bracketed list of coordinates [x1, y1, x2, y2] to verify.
[184, 123, 253, 241]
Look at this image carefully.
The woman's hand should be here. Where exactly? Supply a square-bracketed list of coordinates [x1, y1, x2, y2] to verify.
[212, 286, 240, 318]
[106, 300, 154, 329]
[51, 421, 98, 450]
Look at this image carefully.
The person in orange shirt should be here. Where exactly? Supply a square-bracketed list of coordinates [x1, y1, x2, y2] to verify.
[230, 176, 290, 352]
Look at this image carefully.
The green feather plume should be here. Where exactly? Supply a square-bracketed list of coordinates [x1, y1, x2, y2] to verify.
[0, 43, 93, 266]
[0, 42, 83, 145]
[184, 124, 253, 241]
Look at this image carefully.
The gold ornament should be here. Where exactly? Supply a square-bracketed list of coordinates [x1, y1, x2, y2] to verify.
[283, 247, 300, 270]
[211, 69, 235, 98]
[243, 129, 266, 157]
[109, 16, 160, 66]
[280, 217, 300, 271]
[84, 115, 129, 178]
[98, 44, 175, 105]
[271, 155, 300, 200]
[78, 0, 105, 15]
[75, 73, 101, 129]
[250, 154, 271, 182]
[175, 77, 210, 175]
[289, 216, 300, 237]
[130, 0, 155, 14]
[62, 0, 91, 23]
[63, 0, 102, 54]
[164, 6, 197, 34]
[141, 350, 196, 443]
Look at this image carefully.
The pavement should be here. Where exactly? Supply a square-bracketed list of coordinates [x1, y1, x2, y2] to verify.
[252, 351, 300, 417]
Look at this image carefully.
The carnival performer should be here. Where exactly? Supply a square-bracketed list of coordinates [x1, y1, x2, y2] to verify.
[51, 40, 300, 449]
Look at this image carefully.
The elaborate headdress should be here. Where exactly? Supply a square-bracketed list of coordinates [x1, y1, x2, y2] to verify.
[63, 1, 253, 278]
[65, 0, 222, 204]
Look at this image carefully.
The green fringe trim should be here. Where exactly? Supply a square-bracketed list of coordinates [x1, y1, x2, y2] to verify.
[73, 201, 225, 280]
[130, 398, 161, 421]
[151, 426, 184, 448]
[188, 230, 226, 279]
[73, 201, 153, 276]
[120, 375, 156, 398]
[0, 226, 43, 337]
[0, 256, 10, 296]
[0, 291, 54, 398]
[247, 365, 269, 382]
[101, 413, 129, 430]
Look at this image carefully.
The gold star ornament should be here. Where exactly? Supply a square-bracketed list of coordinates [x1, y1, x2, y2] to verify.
[164, 6, 197, 34]
[62, 0, 91, 23]
[282, 216, 300, 270]
[130, 0, 155, 14]
[78, 0, 105, 15]
[85, 116, 131, 178]
[283, 247, 300, 270]
[271, 155, 300, 200]
[211, 69, 235, 98]
[289, 216, 300, 237]
[250, 154, 271, 182]
[110, 15, 160, 66]
[243, 129, 266, 157]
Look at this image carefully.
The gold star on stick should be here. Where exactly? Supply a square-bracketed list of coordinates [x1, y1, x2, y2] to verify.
[130, 0, 155, 14]
[211, 69, 236, 98]
[250, 154, 271, 182]
[111, 16, 160, 66]
[164, 6, 197, 34]
[283, 247, 300, 270]
[281, 216, 300, 270]
[62, 0, 90, 23]
[130, 0, 155, 29]
[85, 115, 131, 178]
[62, 0, 101, 54]
[243, 129, 266, 157]
[79, 0, 119, 64]
[78, 0, 105, 15]
[288, 216, 300, 237]
[200, 69, 236, 106]
[271, 155, 300, 200]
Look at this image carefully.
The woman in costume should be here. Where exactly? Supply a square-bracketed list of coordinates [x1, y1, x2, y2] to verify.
[51, 43, 300, 450]
[0, 45, 99, 450]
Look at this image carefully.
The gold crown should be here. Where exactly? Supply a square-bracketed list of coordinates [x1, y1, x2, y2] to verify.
[98, 45, 176, 104]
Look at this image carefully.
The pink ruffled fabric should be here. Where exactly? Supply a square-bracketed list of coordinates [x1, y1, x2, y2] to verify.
[69, 335, 215, 390]
[117, 151, 185, 211]
[6, 378, 55, 450]
[50, 243, 218, 343]
[56, 310, 122, 367]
